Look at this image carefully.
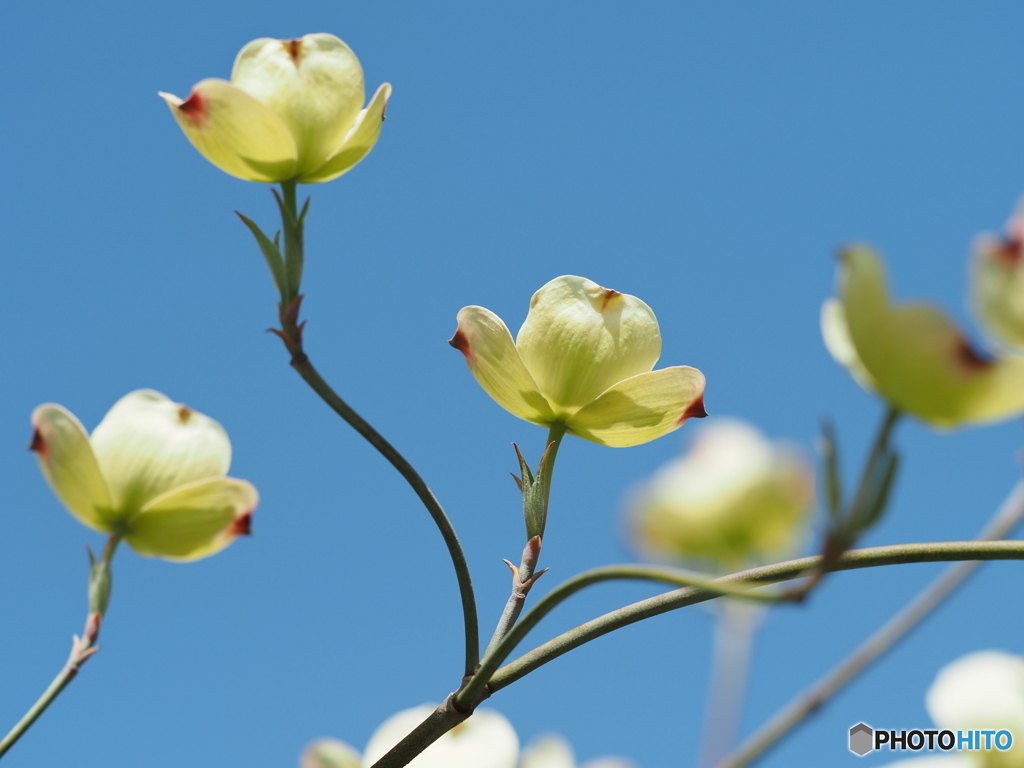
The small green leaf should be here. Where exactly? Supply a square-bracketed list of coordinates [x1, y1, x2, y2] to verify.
[237, 212, 288, 300]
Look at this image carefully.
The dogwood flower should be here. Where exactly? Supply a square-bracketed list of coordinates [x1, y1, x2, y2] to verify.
[927, 651, 1024, 768]
[822, 246, 1024, 427]
[31, 390, 257, 562]
[520, 734, 636, 768]
[629, 419, 813, 568]
[450, 275, 707, 447]
[878, 651, 1024, 768]
[160, 33, 390, 183]
[971, 200, 1024, 353]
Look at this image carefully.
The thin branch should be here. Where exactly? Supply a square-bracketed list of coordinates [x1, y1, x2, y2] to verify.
[291, 356, 480, 676]
[715, 478, 1024, 768]
[488, 539, 1024, 691]
[459, 565, 792, 711]
[261, 186, 480, 675]
[369, 540, 1024, 767]
[0, 534, 120, 759]
[482, 426, 567, 662]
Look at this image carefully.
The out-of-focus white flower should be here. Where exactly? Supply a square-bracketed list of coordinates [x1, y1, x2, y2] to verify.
[520, 734, 636, 768]
[628, 419, 813, 569]
[301, 739, 362, 768]
[877, 758, 974, 768]
[926, 651, 1024, 768]
[878, 651, 1024, 768]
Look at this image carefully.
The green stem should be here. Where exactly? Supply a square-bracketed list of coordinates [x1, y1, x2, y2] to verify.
[484, 425, 568, 661]
[790, 406, 902, 599]
[535, 423, 566, 543]
[373, 540, 1024, 767]
[461, 565, 791, 711]
[291, 353, 480, 676]
[278, 180, 301, 305]
[0, 534, 120, 759]
[715, 479, 1024, 768]
[488, 539, 1024, 691]
[266, 184, 479, 676]
[368, 696, 470, 768]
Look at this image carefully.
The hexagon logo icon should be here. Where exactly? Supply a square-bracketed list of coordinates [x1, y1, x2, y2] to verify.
[849, 722, 874, 756]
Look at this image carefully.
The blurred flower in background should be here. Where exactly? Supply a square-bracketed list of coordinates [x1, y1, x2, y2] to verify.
[971, 200, 1024, 353]
[301, 706, 635, 768]
[450, 275, 706, 447]
[519, 734, 635, 768]
[160, 33, 391, 183]
[822, 246, 1024, 428]
[880, 650, 1024, 768]
[31, 389, 257, 561]
[627, 418, 814, 571]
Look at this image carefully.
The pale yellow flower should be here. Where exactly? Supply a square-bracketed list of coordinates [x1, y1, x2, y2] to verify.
[971, 200, 1024, 353]
[160, 34, 390, 183]
[822, 246, 1024, 427]
[31, 390, 256, 561]
[926, 651, 1024, 768]
[520, 734, 636, 768]
[629, 419, 813, 568]
[451, 275, 707, 447]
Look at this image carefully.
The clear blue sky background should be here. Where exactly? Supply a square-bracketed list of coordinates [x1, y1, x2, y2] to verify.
[3, 3, 1024, 767]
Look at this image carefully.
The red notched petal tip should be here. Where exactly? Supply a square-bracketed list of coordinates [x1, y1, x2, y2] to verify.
[956, 337, 996, 373]
[678, 396, 708, 425]
[229, 512, 253, 537]
[29, 428, 48, 457]
[179, 91, 205, 121]
[996, 237, 1023, 267]
[285, 39, 302, 63]
[448, 329, 472, 361]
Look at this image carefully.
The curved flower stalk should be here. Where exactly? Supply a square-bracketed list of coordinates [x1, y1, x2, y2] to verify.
[629, 419, 814, 571]
[971, 200, 1024, 353]
[450, 275, 707, 447]
[160, 33, 391, 183]
[822, 246, 1024, 428]
[31, 389, 257, 561]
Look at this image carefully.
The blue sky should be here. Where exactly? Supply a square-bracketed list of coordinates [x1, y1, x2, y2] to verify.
[3, 2, 1024, 767]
